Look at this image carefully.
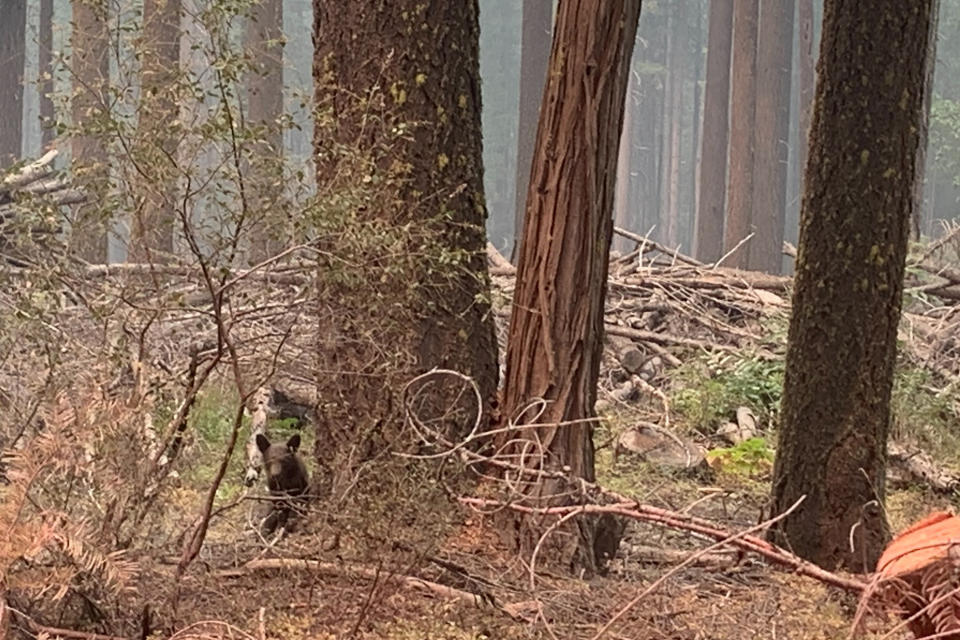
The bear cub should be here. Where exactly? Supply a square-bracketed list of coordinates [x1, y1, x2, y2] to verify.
[256, 433, 309, 536]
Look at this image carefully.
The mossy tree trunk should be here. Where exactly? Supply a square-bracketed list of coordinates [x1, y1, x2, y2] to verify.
[770, 0, 936, 571]
[500, 0, 641, 576]
[311, 1, 499, 488]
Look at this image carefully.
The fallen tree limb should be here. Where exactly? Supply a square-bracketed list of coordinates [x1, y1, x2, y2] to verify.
[217, 558, 496, 611]
[458, 496, 868, 594]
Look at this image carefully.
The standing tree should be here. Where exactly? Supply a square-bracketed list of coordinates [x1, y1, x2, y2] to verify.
[749, 0, 794, 274]
[795, 0, 815, 192]
[723, 0, 758, 268]
[913, 0, 941, 236]
[694, 0, 734, 262]
[501, 0, 641, 574]
[245, 0, 285, 263]
[312, 1, 499, 481]
[70, 0, 111, 263]
[0, 1, 27, 169]
[39, 0, 55, 148]
[770, 0, 937, 571]
[130, 0, 180, 262]
[512, 0, 553, 261]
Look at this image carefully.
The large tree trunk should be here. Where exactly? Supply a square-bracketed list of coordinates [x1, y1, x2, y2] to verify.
[130, 0, 180, 262]
[694, 0, 733, 262]
[749, 0, 794, 274]
[70, 0, 110, 263]
[312, 0, 499, 489]
[501, 0, 641, 576]
[723, 0, 758, 268]
[245, 0, 285, 263]
[0, 1, 26, 169]
[770, 0, 936, 572]
[511, 0, 553, 262]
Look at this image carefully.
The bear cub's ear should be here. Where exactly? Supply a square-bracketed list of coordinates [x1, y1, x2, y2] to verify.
[286, 434, 301, 452]
[256, 433, 271, 453]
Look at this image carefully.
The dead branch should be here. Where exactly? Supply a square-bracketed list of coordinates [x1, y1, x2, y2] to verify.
[217, 558, 497, 611]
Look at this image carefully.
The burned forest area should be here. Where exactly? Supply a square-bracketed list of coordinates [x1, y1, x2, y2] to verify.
[4, 0, 960, 639]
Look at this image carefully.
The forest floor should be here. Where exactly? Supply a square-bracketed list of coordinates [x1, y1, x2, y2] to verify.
[6, 234, 959, 640]
[136, 240, 960, 640]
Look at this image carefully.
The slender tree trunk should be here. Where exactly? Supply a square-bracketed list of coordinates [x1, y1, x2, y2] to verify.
[665, 0, 686, 249]
[614, 76, 636, 254]
[695, 0, 732, 262]
[913, 0, 940, 239]
[749, 0, 794, 274]
[688, 0, 703, 252]
[796, 0, 814, 193]
[312, 0, 499, 486]
[770, 0, 936, 571]
[512, 0, 553, 262]
[245, 0, 285, 263]
[501, 0, 641, 576]
[39, 0, 54, 147]
[130, 0, 180, 263]
[723, 0, 758, 268]
[70, 0, 110, 263]
[658, 6, 676, 246]
[0, 1, 27, 169]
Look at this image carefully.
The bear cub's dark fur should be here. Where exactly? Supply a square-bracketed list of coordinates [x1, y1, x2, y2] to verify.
[256, 433, 309, 536]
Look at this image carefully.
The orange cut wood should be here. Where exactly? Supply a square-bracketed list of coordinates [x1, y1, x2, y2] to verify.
[876, 511, 960, 578]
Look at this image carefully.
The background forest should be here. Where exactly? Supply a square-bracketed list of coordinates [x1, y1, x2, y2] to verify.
[0, 1, 959, 639]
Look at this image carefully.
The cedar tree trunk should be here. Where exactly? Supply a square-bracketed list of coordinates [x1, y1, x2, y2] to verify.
[502, 0, 641, 575]
[770, 0, 936, 571]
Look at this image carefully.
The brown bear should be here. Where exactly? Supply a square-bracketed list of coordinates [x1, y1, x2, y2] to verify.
[255, 433, 309, 536]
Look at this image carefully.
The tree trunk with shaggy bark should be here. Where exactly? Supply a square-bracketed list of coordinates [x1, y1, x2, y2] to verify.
[500, 0, 641, 576]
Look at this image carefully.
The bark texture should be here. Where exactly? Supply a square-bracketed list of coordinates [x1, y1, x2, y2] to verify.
[749, 0, 794, 274]
[770, 0, 936, 571]
[694, 0, 733, 263]
[0, 1, 26, 169]
[130, 0, 180, 262]
[512, 0, 553, 261]
[70, 0, 110, 263]
[312, 0, 499, 485]
[501, 0, 641, 575]
[723, 0, 758, 268]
